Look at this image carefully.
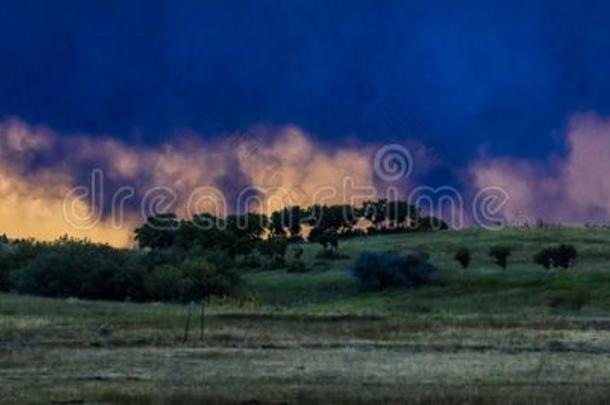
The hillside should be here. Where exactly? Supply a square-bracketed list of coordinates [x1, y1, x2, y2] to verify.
[3, 227, 610, 403]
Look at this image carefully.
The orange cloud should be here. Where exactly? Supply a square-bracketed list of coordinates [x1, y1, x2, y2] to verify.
[236, 126, 376, 212]
[1, 119, 418, 246]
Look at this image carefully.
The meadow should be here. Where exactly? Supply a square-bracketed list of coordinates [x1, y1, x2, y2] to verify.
[3, 227, 610, 404]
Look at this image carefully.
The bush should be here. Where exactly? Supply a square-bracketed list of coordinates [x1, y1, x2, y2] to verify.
[257, 238, 288, 260]
[534, 244, 578, 269]
[236, 254, 262, 269]
[548, 289, 590, 310]
[144, 264, 184, 301]
[179, 258, 240, 300]
[489, 245, 511, 269]
[13, 240, 146, 300]
[286, 260, 309, 273]
[315, 249, 349, 260]
[351, 251, 438, 291]
[6, 236, 240, 303]
[454, 248, 470, 269]
[145, 258, 240, 302]
[292, 245, 304, 259]
[106, 254, 148, 301]
[0, 251, 14, 291]
[257, 238, 288, 269]
[262, 256, 286, 270]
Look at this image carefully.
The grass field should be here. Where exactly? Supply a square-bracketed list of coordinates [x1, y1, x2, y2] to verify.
[3, 227, 610, 403]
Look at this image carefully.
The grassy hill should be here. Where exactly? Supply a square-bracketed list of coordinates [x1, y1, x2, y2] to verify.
[4, 227, 610, 403]
[246, 227, 610, 314]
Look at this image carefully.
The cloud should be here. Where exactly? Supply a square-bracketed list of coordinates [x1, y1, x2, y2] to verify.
[0, 119, 415, 246]
[11, 111, 610, 246]
[0, 120, 136, 246]
[469, 113, 610, 224]
[236, 126, 377, 212]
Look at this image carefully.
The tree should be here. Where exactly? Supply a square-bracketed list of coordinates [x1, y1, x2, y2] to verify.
[226, 213, 268, 241]
[269, 206, 305, 240]
[307, 204, 358, 235]
[286, 206, 305, 239]
[257, 237, 288, 267]
[362, 199, 388, 230]
[292, 244, 304, 259]
[554, 244, 578, 268]
[173, 214, 222, 251]
[134, 213, 179, 250]
[454, 247, 470, 269]
[269, 210, 287, 237]
[489, 246, 511, 269]
[223, 213, 268, 257]
[351, 251, 438, 291]
[387, 200, 419, 229]
[179, 258, 240, 300]
[534, 244, 577, 269]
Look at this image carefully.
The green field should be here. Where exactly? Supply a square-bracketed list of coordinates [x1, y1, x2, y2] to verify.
[4, 227, 610, 404]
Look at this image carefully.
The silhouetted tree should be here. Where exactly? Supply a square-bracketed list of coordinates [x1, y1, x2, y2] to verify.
[269, 206, 305, 240]
[489, 245, 511, 269]
[454, 247, 470, 269]
[257, 237, 288, 267]
[362, 199, 388, 230]
[135, 213, 179, 250]
[223, 213, 268, 257]
[534, 244, 577, 269]
[387, 200, 419, 230]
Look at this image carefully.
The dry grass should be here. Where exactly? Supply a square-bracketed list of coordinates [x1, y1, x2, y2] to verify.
[4, 227, 610, 403]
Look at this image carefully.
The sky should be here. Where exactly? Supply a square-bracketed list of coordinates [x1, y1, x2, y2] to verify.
[2, 1, 610, 245]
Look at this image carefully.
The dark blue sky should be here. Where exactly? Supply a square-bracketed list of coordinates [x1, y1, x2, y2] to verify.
[2, 0, 610, 168]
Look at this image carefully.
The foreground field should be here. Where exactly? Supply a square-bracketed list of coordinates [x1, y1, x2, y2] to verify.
[3, 227, 610, 403]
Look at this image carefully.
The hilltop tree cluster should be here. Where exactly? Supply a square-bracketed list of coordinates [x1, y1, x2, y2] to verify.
[0, 200, 448, 302]
[135, 199, 449, 254]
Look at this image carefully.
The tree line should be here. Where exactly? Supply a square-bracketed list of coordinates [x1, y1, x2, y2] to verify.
[135, 199, 449, 254]
[0, 199, 448, 302]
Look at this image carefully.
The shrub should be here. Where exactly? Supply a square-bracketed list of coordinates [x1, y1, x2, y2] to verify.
[534, 244, 578, 269]
[406, 249, 430, 260]
[351, 251, 438, 291]
[0, 251, 14, 291]
[286, 260, 309, 273]
[309, 229, 339, 251]
[548, 289, 590, 310]
[107, 254, 148, 301]
[489, 245, 511, 269]
[454, 248, 470, 269]
[556, 244, 578, 268]
[145, 258, 241, 302]
[315, 249, 349, 261]
[236, 254, 262, 269]
[292, 245, 304, 259]
[533, 248, 553, 269]
[257, 238, 288, 260]
[144, 264, 184, 301]
[3, 235, 241, 303]
[179, 258, 240, 300]
[262, 256, 286, 270]
[257, 238, 288, 269]
[13, 239, 146, 300]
